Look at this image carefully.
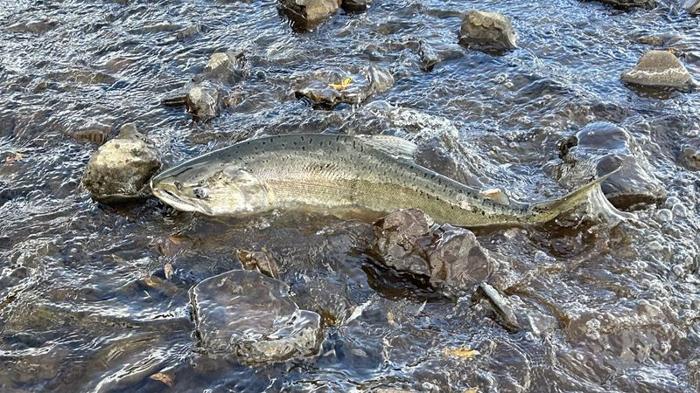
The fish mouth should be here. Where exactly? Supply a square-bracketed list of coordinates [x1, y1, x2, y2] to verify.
[151, 183, 214, 215]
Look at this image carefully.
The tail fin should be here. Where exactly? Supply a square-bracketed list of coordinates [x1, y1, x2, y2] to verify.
[528, 168, 623, 224]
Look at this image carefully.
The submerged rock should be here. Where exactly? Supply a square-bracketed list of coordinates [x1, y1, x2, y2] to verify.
[341, 0, 371, 12]
[204, 50, 247, 83]
[418, 41, 440, 72]
[81, 123, 161, 203]
[558, 122, 666, 209]
[373, 208, 433, 277]
[621, 50, 693, 90]
[294, 65, 393, 108]
[678, 138, 700, 171]
[279, 0, 339, 29]
[189, 270, 322, 364]
[459, 10, 517, 52]
[687, 0, 700, 14]
[372, 209, 497, 296]
[595, 0, 655, 8]
[185, 81, 221, 121]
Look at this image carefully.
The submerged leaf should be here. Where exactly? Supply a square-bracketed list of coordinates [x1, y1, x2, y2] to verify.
[149, 372, 174, 387]
[443, 347, 480, 360]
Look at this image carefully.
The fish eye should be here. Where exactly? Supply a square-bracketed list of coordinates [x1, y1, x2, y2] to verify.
[174, 181, 183, 191]
[193, 187, 208, 199]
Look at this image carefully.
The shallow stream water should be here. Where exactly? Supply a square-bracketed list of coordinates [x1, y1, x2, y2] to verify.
[1, 0, 699, 392]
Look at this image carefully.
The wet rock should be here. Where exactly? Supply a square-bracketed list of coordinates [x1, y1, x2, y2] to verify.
[372, 208, 433, 277]
[473, 283, 520, 331]
[71, 123, 111, 145]
[294, 65, 393, 108]
[279, 0, 339, 29]
[634, 33, 684, 47]
[678, 138, 700, 171]
[621, 50, 693, 90]
[189, 270, 322, 364]
[341, 0, 371, 12]
[590, 0, 658, 8]
[595, 0, 655, 8]
[81, 123, 161, 203]
[236, 249, 280, 278]
[418, 41, 440, 72]
[558, 122, 666, 209]
[687, 0, 700, 14]
[185, 81, 221, 121]
[372, 209, 497, 296]
[367, 64, 394, 94]
[8, 19, 58, 34]
[176, 24, 200, 40]
[459, 10, 517, 53]
[203, 50, 247, 83]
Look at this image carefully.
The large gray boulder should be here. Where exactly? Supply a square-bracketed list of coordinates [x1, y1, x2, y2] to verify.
[189, 270, 322, 364]
[279, 0, 340, 30]
[81, 123, 161, 203]
[459, 10, 517, 53]
[372, 209, 497, 297]
[558, 122, 666, 209]
[621, 50, 693, 90]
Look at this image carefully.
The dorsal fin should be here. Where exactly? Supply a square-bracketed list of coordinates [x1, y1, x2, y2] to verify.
[356, 135, 418, 161]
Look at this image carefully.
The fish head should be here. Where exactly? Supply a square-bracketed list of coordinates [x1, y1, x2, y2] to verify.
[151, 161, 267, 216]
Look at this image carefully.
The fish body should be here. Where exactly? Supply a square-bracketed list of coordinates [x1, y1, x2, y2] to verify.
[151, 134, 615, 227]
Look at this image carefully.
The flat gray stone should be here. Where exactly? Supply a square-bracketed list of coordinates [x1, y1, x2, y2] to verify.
[189, 270, 322, 365]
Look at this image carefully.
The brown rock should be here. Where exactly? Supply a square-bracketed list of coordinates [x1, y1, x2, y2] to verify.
[459, 10, 517, 52]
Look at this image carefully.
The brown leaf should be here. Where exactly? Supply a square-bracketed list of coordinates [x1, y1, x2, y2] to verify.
[149, 372, 174, 387]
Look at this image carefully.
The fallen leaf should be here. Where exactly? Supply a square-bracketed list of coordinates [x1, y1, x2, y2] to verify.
[149, 372, 174, 387]
[443, 347, 480, 360]
[464, 388, 479, 393]
[328, 77, 353, 91]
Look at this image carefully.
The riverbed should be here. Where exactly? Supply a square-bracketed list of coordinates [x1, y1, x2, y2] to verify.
[1, 1, 699, 392]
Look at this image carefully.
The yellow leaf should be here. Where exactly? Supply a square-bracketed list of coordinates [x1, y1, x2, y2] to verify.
[328, 77, 353, 91]
[149, 372, 174, 387]
[464, 388, 479, 393]
[443, 347, 480, 360]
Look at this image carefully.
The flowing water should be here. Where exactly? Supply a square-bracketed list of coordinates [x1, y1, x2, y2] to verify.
[1, 0, 699, 392]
